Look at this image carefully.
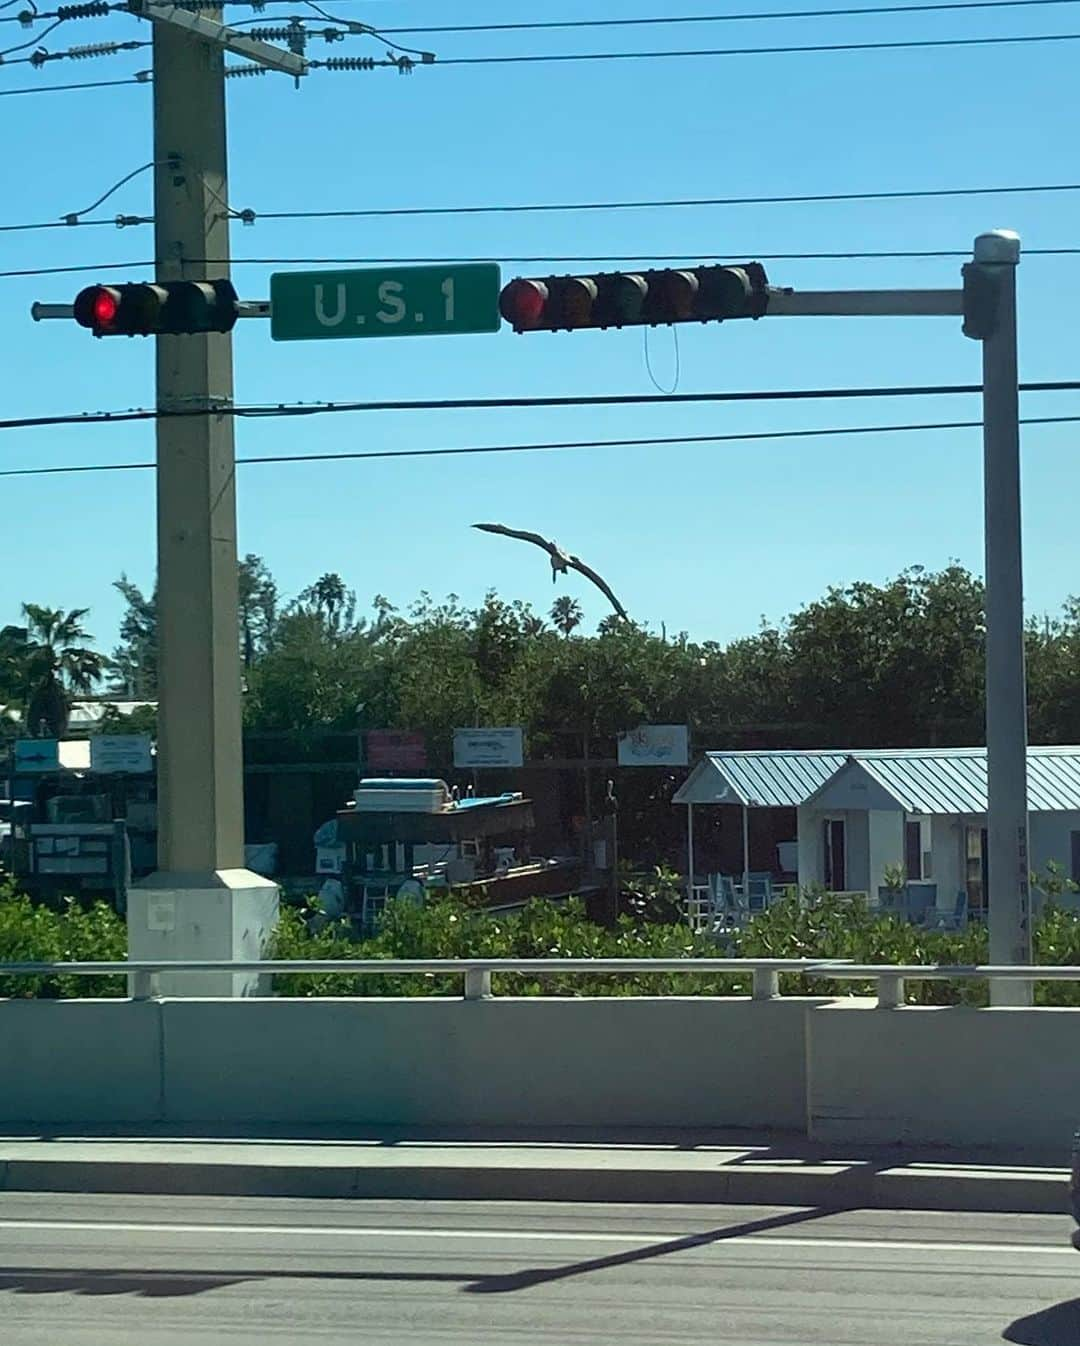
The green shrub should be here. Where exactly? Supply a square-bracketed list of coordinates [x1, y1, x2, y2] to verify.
[6, 875, 1080, 1007]
[0, 880, 126, 998]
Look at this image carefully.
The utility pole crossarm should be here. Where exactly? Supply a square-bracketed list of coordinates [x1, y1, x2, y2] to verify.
[130, 0, 308, 76]
[767, 288, 963, 318]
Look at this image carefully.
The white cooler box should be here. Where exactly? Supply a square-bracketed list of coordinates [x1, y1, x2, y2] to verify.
[352, 779, 451, 814]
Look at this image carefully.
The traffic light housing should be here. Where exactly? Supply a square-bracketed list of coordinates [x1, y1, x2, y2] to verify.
[961, 262, 1003, 341]
[73, 280, 239, 337]
[499, 263, 769, 333]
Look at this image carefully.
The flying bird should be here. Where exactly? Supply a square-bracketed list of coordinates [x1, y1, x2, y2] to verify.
[472, 523, 630, 622]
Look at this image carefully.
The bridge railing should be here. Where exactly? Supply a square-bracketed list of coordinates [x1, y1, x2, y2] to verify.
[1, 957, 851, 1003]
[3, 957, 1080, 1006]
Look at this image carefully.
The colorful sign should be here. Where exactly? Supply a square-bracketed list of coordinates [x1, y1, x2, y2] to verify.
[617, 724, 690, 767]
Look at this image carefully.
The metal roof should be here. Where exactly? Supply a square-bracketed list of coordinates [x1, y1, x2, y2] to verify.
[673, 750, 853, 807]
[674, 745, 1080, 813]
[847, 747, 1080, 814]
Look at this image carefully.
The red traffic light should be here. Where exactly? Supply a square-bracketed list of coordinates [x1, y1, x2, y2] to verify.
[74, 284, 123, 335]
[92, 289, 118, 325]
[499, 278, 548, 331]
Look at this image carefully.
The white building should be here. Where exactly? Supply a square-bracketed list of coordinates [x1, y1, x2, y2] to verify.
[797, 747, 1080, 911]
[675, 746, 1080, 913]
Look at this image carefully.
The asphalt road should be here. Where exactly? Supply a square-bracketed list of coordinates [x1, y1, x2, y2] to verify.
[0, 1192, 1078, 1345]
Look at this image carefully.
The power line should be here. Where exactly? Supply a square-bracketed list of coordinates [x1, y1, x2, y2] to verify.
[61, 158, 158, 225]
[0, 13, 62, 55]
[7, 177, 1080, 236]
[0, 72, 146, 93]
[0, 259, 154, 278]
[12, 0, 1064, 26]
[0, 212, 138, 232]
[8, 246, 1080, 280]
[5, 24, 1080, 91]
[433, 32, 1080, 67]
[3, 415, 1078, 480]
[3, 382, 1079, 433]
[234, 181, 1080, 226]
[316, 0, 1080, 33]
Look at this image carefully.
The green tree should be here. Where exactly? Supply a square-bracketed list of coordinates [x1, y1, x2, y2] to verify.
[0, 625, 29, 742]
[238, 554, 279, 668]
[113, 557, 280, 688]
[21, 605, 108, 738]
[551, 595, 583, 638]
[290, 572, 356, 636]
[1027, 598, 1080, 744]
[111, 575, 157, 696]
[779, 564, 985, 746]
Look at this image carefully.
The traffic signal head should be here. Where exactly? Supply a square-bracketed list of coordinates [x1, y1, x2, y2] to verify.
[499, 263, 769, 333]
[961, 262, 1002, 341]
[73, 279, 239, 337]
[73, 284, 124, 335]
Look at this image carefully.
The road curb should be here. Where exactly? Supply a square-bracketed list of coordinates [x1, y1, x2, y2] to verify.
[0, 1158, 1067, 1212]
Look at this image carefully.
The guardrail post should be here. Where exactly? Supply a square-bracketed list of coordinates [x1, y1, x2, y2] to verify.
[877, 974, 905, 1009]
[129, 969, 155, 1001]
[464, 969, 493, 1001]
[752, 968, 780, 1000]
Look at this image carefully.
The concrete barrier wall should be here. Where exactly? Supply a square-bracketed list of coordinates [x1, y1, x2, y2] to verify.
[161, 997, 816, 1128]
[807, 1001, 1080, 1149]
[0, 1000, 162, 1123]
[0, 997, 815, 1130]
[6, 995, 1080, 1145]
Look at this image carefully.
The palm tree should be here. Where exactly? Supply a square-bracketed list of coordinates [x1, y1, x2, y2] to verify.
[0, 625, 28, 744]
[292, 573, 356, 637]
[21, 605, 108, 738]
[551, 595, 584, 638]
[0, 625, 27, 698]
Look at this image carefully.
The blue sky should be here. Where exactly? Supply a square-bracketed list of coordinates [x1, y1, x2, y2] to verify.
[1, 0, 1078, 657]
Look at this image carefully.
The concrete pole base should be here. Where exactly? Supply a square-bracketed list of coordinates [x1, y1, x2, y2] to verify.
[128, 868, 279, 998]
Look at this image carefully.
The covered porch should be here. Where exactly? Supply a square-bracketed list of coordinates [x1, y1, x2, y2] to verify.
[672, 750, 849, 923]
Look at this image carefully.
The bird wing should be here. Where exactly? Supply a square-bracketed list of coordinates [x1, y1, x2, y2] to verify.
[567, 555, 630, 621]
[472, 523, 554, 553]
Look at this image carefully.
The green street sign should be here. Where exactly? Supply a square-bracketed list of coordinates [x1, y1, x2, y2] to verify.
[270, 263, 501, 342]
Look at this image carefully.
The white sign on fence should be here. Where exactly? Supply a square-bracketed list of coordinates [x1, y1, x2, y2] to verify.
[617, 724, 690, 767]
[453, 727, 525, 769]
[90, 735, 153, 774]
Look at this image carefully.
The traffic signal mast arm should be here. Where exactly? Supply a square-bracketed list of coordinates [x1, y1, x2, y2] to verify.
[31, 269, 971, 333]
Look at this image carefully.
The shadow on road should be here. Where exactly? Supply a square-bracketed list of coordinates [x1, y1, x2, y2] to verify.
[0, 1205, 844, 1300]
[463, 1203, 842, 1294]
[1003, 1300, 1080, 1345]
[0, 1267, 467, 1299]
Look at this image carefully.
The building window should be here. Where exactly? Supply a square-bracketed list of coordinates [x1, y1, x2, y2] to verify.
[1071, 830, 1080, 886]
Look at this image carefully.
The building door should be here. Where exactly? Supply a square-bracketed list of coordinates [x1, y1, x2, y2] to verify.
[904, 820, 923, 880]
[823, 818, 846, 891]
[965, 826, 988, 913]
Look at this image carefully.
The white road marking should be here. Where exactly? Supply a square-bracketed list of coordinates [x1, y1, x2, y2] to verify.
[0, 1219, 1075, 1257]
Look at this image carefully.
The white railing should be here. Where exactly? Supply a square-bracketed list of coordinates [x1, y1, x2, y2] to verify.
[3, 957, 1080, 1006]
[0, 957, 846, 1002]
